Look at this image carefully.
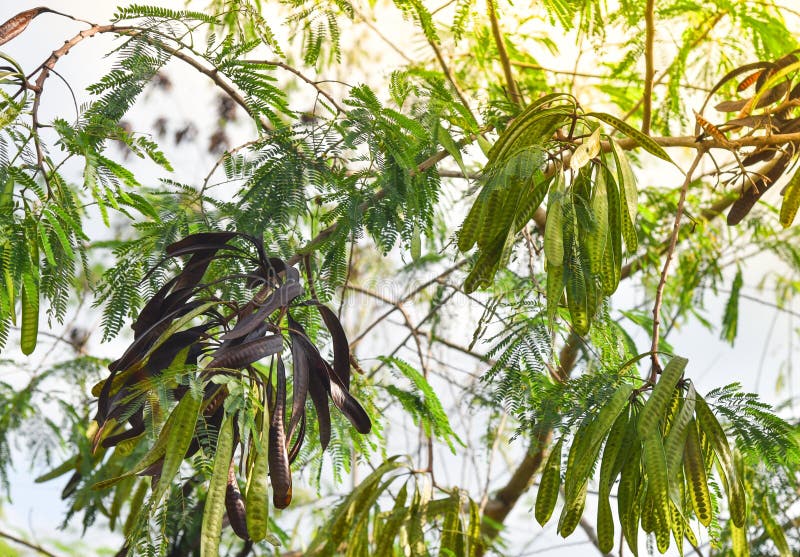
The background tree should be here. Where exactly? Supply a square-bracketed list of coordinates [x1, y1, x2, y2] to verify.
[0, 1, 799, 556]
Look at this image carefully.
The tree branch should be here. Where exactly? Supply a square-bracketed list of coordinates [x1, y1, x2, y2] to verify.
[641, 0, 656, 134]
[486, 0, 522, 106]
[0, 530, 60, 557]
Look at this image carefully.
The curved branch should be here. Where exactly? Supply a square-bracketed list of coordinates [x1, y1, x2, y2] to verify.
[486, 0, 522, 106]
[0, 530, 60, 557]
[641, 0, 656, 135]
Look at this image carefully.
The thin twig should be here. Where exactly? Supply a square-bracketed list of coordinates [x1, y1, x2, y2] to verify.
[0, 530, 60, 557]
[241, 59, 348, 114]
[650, 150, 705, 377]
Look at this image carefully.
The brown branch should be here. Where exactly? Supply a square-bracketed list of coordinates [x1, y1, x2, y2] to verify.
[0, 530, 60, 557]
[623, 12, 725, 122]
[650, 150, 705, 376]
[486, 0, 522, 106]
[641, 0, 656, 135]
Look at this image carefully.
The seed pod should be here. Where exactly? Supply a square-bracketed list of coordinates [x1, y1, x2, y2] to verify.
[535, 438, 563, 525]
[246, 413, 269, 541]
[544, 170, 565, 266]
[546, 262, 564, 326]
[597, 409, 630, 552]
[152, 387, 203, 506]
[269, 359, 292, 509]
[683, 418, 712, 527]
[226, 462, 249, 540]
[586, 165, 608, 276]
[638, 356, 688, 436]
[0, 8, 52, 46]
[20, 272, 38, 355]
[201, 415, 234, 557]
[695, 394, 746, 527]
[557, 480, 587, 537]
[664, 384, 696, 474]
[642, 433, 671, 551]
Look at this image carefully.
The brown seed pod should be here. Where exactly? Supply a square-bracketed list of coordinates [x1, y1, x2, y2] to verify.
[737, 70, 763, 92]
[694, 111, 731, 147]
[225, 463, 250, 540]
[0, 8, 52, 47]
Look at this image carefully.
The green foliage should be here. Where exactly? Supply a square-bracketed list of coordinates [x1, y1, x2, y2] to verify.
[0, 1, 799, 556]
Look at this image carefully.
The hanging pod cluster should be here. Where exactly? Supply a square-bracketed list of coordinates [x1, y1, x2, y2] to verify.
[543, 136, 639, 335]
[535, 357, 750, 556]
[694, 50, 800, 226]
[458, 94, 674, 335]
[39, 232, 371, 552]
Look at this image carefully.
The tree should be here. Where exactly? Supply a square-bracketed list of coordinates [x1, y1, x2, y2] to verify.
[0, 1, 799, 556]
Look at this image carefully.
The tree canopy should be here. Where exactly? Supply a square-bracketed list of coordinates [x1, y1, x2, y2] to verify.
[1, 1, 800, 556]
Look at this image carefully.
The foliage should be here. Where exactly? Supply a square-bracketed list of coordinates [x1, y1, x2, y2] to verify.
[0, 1, 799, 557]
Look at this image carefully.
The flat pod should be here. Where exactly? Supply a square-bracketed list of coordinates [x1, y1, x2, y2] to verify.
[0, 8, 52, 46]
[201, 415, 235, 557]
[269, 359, 292, 509]
[207, 334, 284, 369]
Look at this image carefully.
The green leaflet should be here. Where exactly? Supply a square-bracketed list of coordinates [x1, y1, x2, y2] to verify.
[201, 414, 234, 557]
[535, 438, 563, 525]
[587, 111, 675, 165]
[779, 163, 800, 228]
[695, 393, 746, 527]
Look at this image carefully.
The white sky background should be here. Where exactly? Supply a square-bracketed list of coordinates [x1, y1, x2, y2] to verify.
[0, 1, 798, 556]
